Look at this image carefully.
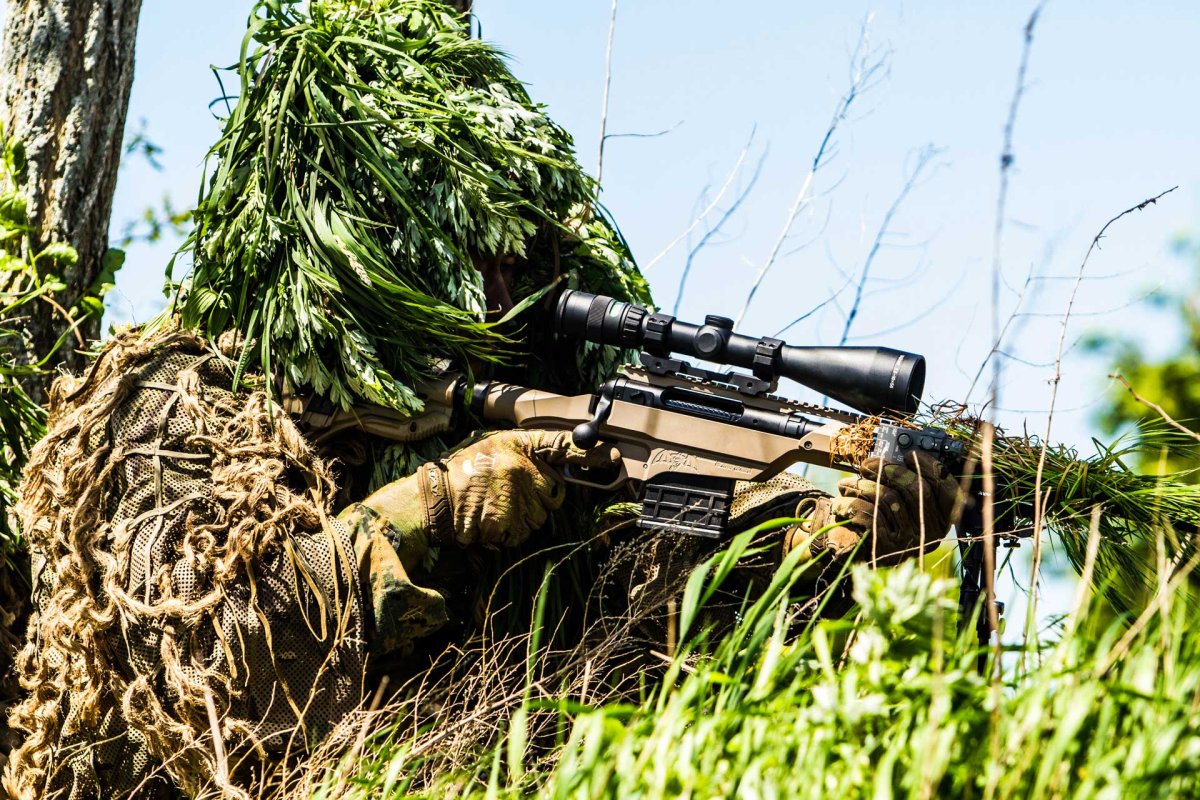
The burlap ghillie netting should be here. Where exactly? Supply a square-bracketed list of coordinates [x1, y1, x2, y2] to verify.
[4, 328, 366, 800]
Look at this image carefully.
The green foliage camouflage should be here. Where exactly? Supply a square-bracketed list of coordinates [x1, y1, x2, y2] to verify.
[1089, 236, 1200, 474]
[174, 0, 650, 413]
[963, 425, 1200, 615]
[308, 519, 1200, 800]
[0, 377, 41, 557]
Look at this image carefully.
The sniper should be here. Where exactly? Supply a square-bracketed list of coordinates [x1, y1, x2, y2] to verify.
[3, 2, 958, 797]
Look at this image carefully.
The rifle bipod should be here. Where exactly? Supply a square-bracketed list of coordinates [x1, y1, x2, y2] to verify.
[956, 474, 1033, 673]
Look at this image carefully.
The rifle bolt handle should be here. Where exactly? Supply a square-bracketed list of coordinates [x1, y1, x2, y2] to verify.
[572, 420, 600, 450]
[572, 390, 614, 450]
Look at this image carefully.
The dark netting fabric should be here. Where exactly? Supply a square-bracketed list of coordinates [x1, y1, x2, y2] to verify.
[5, 329, 366, 800]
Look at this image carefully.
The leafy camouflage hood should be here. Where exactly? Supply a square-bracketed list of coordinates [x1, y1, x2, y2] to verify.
[172, 0, 650, 413]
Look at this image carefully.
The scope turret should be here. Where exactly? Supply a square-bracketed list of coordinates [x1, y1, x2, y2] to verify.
[556, 290, 925, 416]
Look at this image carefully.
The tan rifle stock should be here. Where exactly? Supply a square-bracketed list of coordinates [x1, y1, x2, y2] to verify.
[471, 370, 851, 490]
[287, 369, 858, 491]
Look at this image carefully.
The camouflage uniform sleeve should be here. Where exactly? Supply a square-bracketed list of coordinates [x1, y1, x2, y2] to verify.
[337, 501, 449, 661]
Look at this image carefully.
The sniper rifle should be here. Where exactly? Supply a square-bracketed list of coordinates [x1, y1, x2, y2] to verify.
[293, 290, 1030, 650]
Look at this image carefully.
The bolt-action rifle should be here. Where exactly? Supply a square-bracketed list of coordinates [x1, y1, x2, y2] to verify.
[293, 290, 1029, 649]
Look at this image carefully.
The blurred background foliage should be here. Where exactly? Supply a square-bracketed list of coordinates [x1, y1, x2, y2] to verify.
[1088, 235, 1200, 475]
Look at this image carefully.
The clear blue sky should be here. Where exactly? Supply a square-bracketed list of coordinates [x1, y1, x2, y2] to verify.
[103, 0, 1199, 462]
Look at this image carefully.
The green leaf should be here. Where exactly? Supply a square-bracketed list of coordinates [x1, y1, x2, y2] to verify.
[35, 242, 78, 271]
[0, 191, 27, 226]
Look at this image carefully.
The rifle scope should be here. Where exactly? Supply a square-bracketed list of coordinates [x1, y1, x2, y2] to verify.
[556, 290, 925, 416]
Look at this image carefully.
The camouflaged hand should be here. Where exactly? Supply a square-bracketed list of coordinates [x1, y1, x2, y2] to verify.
[357, 429, 620, 549]
[785, 450, 960, 566]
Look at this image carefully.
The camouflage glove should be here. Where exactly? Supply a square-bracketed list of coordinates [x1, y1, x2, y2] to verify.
[362, 429, 612, 549]
[785, 451, 959, 565]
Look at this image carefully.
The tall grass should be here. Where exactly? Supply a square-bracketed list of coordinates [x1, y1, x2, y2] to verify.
[300, 506, 1200, 800]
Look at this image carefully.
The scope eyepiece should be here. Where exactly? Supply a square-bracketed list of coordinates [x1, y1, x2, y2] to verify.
[556, 290, 647, 349]
[555, 289, 926, 416]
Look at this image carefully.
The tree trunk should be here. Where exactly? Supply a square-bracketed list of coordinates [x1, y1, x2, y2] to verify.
[0, 0, 142, 394]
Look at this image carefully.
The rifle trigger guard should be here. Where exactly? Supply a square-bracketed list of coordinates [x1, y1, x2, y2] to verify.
[572, 385, 615, 449]
[562, 461, 627, 491]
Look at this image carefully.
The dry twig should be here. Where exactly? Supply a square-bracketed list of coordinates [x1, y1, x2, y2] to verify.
[595, 0, 619, 191]
[673, 148, 766, 314]
[1026, 186, 1178, 647]
[643, 132, 755, 274]
[1109, 373, 1200, 443]
[735, 18, 887, 328]
[988, 4, 1045, 408]
[836, 145, 942, 346]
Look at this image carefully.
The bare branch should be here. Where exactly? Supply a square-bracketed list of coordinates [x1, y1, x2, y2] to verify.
[673, 150, 767, 314]
[774, 244, 858, 337]
[1110, 373, 1200, 442]
[778, 201, 837, 260]
[986, 2, 1044, 411]
[967, 261, 1039, 401]
[735, 18, 887, 327]
[595, 0, 619, 191]
[644, 130, 756, 273]
[1009, 286, 1163, 317]
[603, 120, 684, 142]
[836, 145, 942, 345]
[1025, 186, 1178, 646]
[847, 263, 967, 340]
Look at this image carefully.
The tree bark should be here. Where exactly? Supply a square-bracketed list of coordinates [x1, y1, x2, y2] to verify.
[0, 0, 142, 391]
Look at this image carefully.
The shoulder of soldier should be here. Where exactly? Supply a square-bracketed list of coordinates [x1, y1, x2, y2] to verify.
[45, 325, 236, 421]
[27, 325, 255, 500]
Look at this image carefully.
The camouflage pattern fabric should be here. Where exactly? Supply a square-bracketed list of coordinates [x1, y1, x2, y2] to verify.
[340, 504, 448, 661]
[4, 331, 369, 799]
[4, 328, 953, 799]
[424, 430, 621, 549]
[787, 451, 957, 566]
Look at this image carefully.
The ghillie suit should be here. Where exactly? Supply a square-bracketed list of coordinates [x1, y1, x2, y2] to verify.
[3, 2, 955, 797]
[173, 0, 650, 419]
[5, 329, 369, 798]
[169, 0, 652, 498]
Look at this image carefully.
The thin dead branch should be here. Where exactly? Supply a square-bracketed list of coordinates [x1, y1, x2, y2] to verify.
[595, 0, 619, 191]
[836, 145, 943, 346]
[644, 130, 756, 274]
[1026, 186, 1178, 647]
[735, 17, 887, 328]
[603, 121, 684, 142]
[1110, 373, 1200, 443]
[673, 149, 767, 314]
[989, 5, 1044, 403]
